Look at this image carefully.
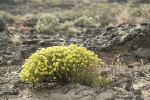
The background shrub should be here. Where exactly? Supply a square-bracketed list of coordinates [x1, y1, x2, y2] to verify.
[74, 15, 100, 28]
[21, 44, 104, 86]
[60, 21, 74, 31]
[35, 13, 60, 33]
[60, 21, 80, 33]
[0, 11, 17, 23]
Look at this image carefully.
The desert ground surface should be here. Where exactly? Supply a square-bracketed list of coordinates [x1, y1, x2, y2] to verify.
[0, 0, 150, 100]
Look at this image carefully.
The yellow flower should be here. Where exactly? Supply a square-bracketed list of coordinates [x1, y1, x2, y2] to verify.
[38, 62, 42, 66]
[53, 68, 57, 71]
[42, 67, 47, 71]
[36, 78, 39, 81]
[52, 58, 55, 61]
[44, 60, 49, 66]
[81, 63, 84, 66]
[57, 59, 61, 62]
[53, 77, 56, 79]
[70, 59, 74, 63]
[100, 61, 104, 65]
[49, 72, 52, 75]
[73, 68, 76, 71]
[49, 66, 52, 68]
[61, 67, 65, 70]
[55, 62, 59, 67]
[45, 71, 48, 74]
[35, 69, 39, 74]
[85, 60, 88, 63]
[64, 63, 67, 66]
[67, 68, 70, 71]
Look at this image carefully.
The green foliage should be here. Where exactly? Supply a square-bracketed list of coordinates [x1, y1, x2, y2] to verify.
[35, 13, 60, 33]
[93, 75, 111, 87]
[60, 21, 80, 33]
[21, 14, 37, 21]
[0, 11, 17, 22]
[67, 27, 81, 33]
[74, 15, 100, 28]
[60, 21, 74, 31]
[21, 44, 104, 86]
[0, 11, 12, 19]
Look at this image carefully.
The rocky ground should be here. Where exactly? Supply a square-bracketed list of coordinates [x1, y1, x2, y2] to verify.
[0, 21, 150, 100]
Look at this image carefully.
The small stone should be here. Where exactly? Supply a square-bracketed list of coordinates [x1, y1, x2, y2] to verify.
[127, 64, 135, 68]
[26, 95, 32, 98]
[137, 71, 145, 77]
[133, 89, 142, 95]
[148, 68, 150, 72]
[22, 39, 40, 45]
[95, 90, 115, 100]
[19, 94, 22, 97]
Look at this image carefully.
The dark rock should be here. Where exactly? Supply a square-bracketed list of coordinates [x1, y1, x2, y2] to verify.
[37, 35, 51, 39]
[133, 48, 150, 58]
[23, 19, 37, 27]
[22, 39, 40, 45]
[95, 90, 115, 100]
[127, 64, 135, 68]
[133, 89, 142, 95]
[0, 86, 18, 96]
[137, 71, 146, 77]
[0, 22, 150, 66]
[132, 48, 150, 62]
[38, 40, 54, 46]
[0, 19, 6, 31]
[100, 66, 114, 76]
[148, 68, 150, 72]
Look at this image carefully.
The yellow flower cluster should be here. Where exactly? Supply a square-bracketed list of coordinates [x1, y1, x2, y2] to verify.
[20, 44, 104, 84]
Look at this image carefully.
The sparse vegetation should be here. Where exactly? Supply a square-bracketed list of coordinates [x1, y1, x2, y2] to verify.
[74, 15, 100, 28]
[0, 11, 22, 23]
[60, 21, 75, 31]
[0, 0, 149, 26]
[36, 13, 60, 33]
[35, 14, 100, 34]
[10, 34, 21, 45]
[21, 14, 37, 21]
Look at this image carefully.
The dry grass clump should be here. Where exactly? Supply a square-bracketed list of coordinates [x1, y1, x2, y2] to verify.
[10, 34, 21, 44]
[115, 8, 134, 24]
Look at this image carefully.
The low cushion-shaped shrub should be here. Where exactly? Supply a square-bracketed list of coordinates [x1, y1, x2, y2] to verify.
[35, 13, 60, 33]
[60, 21, 81, 33]
[74, 15, 100, 28]
[60, 21, 75, 31]
[21, 44, 104, 85]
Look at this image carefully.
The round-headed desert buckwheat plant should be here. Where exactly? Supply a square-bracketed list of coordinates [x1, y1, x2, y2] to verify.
[21, 44, 104, 85]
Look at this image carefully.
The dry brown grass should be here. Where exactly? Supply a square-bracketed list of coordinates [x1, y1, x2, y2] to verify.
[10, 34, 21, 44]
[115, 8, 134, 24]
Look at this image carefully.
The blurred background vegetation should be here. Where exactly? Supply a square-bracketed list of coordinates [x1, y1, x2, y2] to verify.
[0, 0, 150, 26]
